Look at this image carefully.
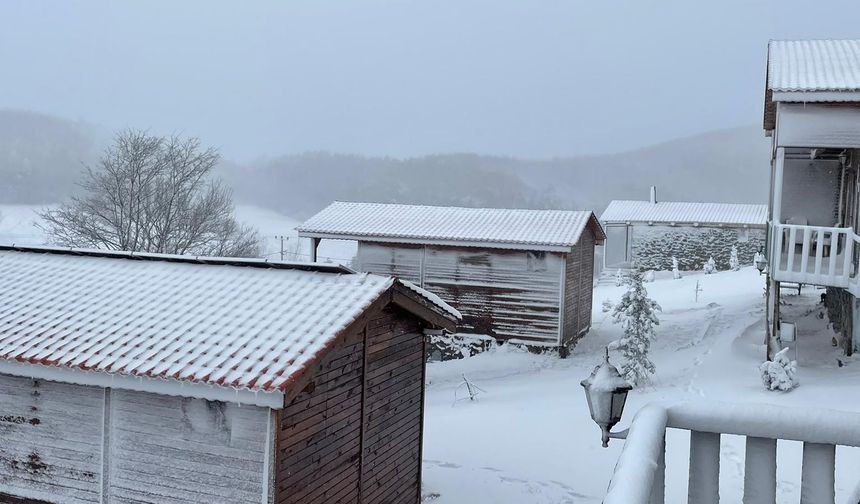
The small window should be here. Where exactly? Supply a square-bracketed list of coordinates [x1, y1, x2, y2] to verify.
[527, 251, 547, 272]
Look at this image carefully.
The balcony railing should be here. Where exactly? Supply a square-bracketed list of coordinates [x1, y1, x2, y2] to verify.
[603, 401, 860, 504]
[770, 223, 860, 293]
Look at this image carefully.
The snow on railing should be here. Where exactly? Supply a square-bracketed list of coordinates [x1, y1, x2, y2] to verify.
[770, 223, 857, 291]
[603, 402, 860, 504]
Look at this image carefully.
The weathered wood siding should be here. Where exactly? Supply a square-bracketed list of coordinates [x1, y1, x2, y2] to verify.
[0, 375, 102, 504]
[108, 389, 269, 504]
[275, 305, 425, 504]
[0, 374, 270, 504]
[422, 246, 562, 344]
[357, 242, 423, 284]
[562, 232, 595, 347]
[360, 308, 423, 504]
[276, 326, 365, 504]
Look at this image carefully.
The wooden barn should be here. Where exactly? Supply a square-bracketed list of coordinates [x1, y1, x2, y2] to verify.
[297, 202, 605, 353]
[0, 245, 458, 504]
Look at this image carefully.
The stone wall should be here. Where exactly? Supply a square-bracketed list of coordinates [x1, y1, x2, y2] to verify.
[630, 225, 766, 271]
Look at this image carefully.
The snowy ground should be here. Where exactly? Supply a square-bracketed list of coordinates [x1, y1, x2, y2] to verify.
[422, 267, 860, 503]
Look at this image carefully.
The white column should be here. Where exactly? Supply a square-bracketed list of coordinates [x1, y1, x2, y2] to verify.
[743, 437, 776, 504]
[772, 147, 785, 225]
[688, 431, 720, 504]
[800, 442, 835, 504]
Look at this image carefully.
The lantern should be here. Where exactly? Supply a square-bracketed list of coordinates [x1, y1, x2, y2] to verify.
[580, 349, 632, 447]
[754, 250, 767, 275]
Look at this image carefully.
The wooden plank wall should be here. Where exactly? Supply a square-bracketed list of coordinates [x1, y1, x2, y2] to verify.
[357, 243, 423, 284]
[0, 375, 103, 504]
[562, 232, 596, 347]
[275, 305, 425, 504]
[423, 246, 562, 344]
[360, 307, 423, 504]
[108, 390, 269, 504]
[276, 327, 365, 504]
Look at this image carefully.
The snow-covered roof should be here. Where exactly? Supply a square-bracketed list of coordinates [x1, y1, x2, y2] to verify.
[768, 40, 860, 94]
[297, 201, 605, 251]
[600, 201, 767, 227]
[0, 246, 457, 406]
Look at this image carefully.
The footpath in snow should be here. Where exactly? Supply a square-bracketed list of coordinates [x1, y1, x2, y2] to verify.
[422, 267, 860, 503]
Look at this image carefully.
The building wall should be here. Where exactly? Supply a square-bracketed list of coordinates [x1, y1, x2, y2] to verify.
[356, 242, 565, 345]
[275, 304, 425, 504]
[562, 232, 595, 347]
[0, 375, 270, 504]
[781, 157, 840, 227]
[629, 225, 766, 271]
[107, 390, 270, 504]
[0, 376, 102, 504]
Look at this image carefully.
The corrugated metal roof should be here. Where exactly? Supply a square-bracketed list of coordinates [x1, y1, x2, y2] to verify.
[297, 201, 604, 250]
[600, 201, 768, 227]
[768, 40, 860, 92]
[0, 246, 455, 394]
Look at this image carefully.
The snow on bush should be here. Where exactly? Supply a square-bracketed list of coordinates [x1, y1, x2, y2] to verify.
[759, 347, 799, 392]
[601, 298, 614, 313]
[672, 256, 681, 280]
[427, 332, 494, 361]
[610, 270, 661, 386]
[703, 256, 716, 274]
[729, 246, 740, 271]
[643, 270, 655, 283]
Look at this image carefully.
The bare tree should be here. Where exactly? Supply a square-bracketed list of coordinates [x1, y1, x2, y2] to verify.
[39, 130, 260, 257]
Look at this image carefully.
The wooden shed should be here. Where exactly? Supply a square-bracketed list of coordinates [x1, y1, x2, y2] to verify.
[297, 202, 605, 352]
[0, 245, 458, 504]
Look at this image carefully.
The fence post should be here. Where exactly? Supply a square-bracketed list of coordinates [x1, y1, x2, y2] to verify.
[743, 437, 776, 504]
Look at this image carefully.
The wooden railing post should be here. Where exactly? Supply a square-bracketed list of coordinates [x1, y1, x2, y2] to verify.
[800, 227, 811, 274]
[743, 437, 776, 504]
[688, 431, 720, 504]
[800, 442, 835, 504]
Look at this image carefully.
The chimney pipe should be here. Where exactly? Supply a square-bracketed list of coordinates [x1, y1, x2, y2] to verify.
[649, 186, 657, 204]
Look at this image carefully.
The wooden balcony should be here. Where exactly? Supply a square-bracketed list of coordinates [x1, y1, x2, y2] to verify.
[603, 402, 860, 504]
[770, 223, 860, 294]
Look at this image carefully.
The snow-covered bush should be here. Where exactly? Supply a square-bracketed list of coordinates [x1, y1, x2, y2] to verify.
[614, 268, 625, 287]
[672, 256, 681, 280]
[643, 270, 656, 283]
[601, 298, 614, 313]
[759, 347, 798, 391]
[610, 270, 661, 386]
[703, 256, 716, 274]
[427, 333, 494, 361]
[729, 246, 740, 271]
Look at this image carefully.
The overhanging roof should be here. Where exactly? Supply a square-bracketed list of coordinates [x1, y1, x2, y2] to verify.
[601, 201, 767, 227]
[297, 201, 606, 251]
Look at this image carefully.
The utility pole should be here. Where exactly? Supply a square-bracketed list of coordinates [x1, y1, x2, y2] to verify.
[275, 235, 285, 261]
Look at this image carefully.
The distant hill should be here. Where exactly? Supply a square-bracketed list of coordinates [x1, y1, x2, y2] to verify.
[224, 126, 770, 219]
[0, 110, 96, 203]
[0, 110, 769, 220]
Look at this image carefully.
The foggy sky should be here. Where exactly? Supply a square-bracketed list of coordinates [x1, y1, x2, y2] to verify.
[2, 0, 859, 161]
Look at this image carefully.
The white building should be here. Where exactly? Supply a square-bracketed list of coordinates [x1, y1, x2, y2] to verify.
[764, 39, 860, 358]
[601, 187, 767, 271]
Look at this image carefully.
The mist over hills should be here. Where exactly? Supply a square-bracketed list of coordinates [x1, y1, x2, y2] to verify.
[0, 110, 769, 220]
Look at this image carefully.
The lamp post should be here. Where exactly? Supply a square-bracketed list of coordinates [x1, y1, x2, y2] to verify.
[581, 348, 632, 447]
[754, 250, 767, 275]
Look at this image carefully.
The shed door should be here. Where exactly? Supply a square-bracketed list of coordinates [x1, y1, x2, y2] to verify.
[0, 374, 103, 504]
[604, 225, 629, 267]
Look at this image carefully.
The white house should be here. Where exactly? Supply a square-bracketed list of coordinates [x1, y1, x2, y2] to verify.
[601, 187, 767, 271]
[764, 39, 860, 358]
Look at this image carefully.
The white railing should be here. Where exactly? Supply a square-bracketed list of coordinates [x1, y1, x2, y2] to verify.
[604, 402, 860, 504]
[769, 223, 860, 293]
